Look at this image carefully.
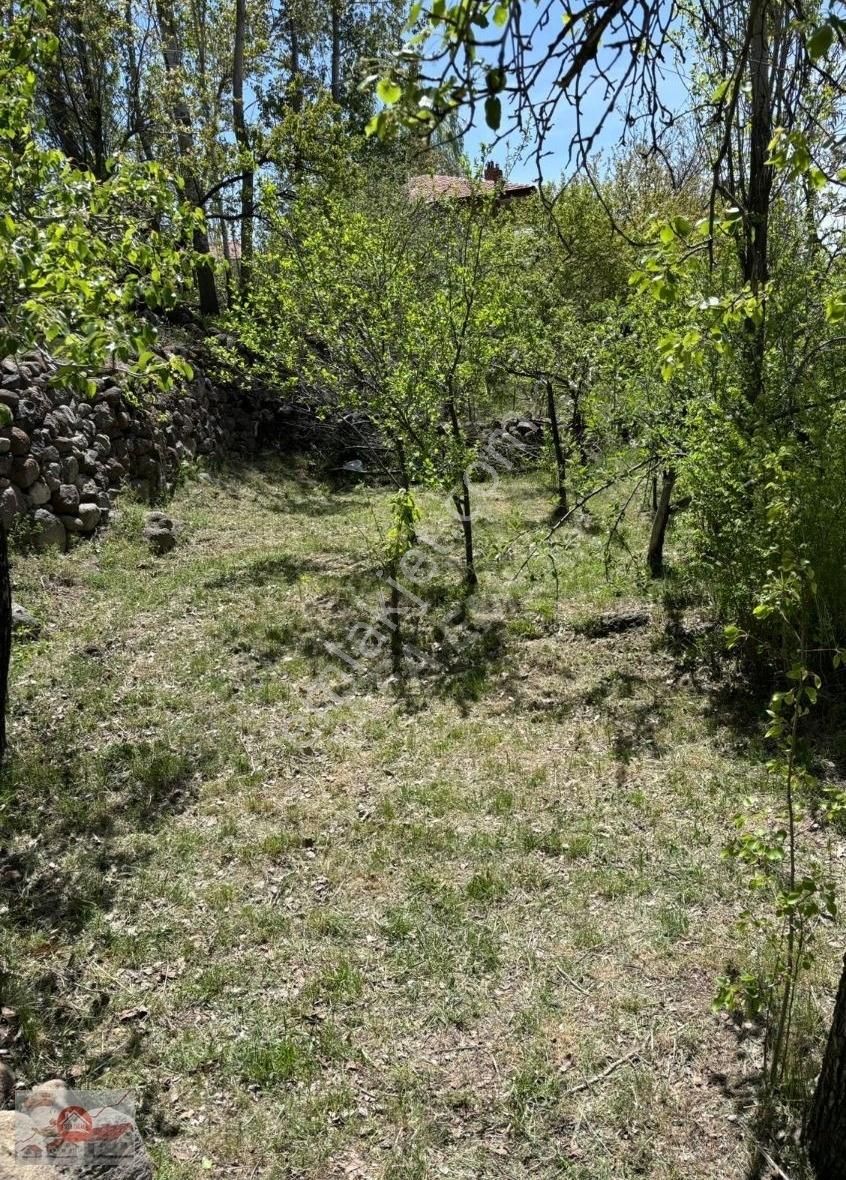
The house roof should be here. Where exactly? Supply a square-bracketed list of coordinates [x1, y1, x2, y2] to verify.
[406, 174, 537, 203]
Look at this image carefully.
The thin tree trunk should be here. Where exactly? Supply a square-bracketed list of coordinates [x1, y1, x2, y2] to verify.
[452, 481, 476, 590]
[446, 397, 476, 589]
[232, 0, 253, 293]
[330, 0, 341, 103]
[806, 952, 846, 1179]
[388, 572, 402, 674]
[546, 379, 567, 514]
[218, 197, 234, 306]
[742, 0, 772, 404]
[647, 468, 675, 578]
[155, 0, 219, 316]
[571, 376, 588, 466]
[125, 0, 155, 160]
[289, 10, 303, 112]
[0, 525, 11, 760]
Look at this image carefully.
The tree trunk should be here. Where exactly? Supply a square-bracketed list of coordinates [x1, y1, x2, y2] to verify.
[0, 525, 12, 760]
[388, 572, 402, 675]
[124, 0, 155, 160]
[452, 481, 477, 590]
[218, 197, 235, 306]
[546, 379, 567, 514]
[571, 379, 588, 466]
[741, 0, 772, 404]
[445, 397, 476, 589]
[647, 468, 675, 578]
[806, 952, 846, 1179]
[232, 0, 253, 293]
[288, 9, 303, 112]
[330, 0, 341, 103]
[155, 0, 219, 316]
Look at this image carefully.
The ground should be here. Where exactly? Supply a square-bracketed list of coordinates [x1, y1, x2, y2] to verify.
[1, 458, 842, 1179]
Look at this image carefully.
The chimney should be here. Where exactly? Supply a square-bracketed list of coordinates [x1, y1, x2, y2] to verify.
[483, 161, 503, 184]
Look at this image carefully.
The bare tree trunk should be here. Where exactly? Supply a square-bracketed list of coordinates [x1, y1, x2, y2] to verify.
[446, 398, 476, 589]
[571, 377, 588, 466]
[647, 468, 675, 578]
[218, 198, 234, 306]
[330, 0, 341, 103]
[388, 572, 402, 674]
[806, 952, 846, 1179]
[546, 379, 567, 514]
[232, 0, 253, 293]
[452, 481, 476, 590]
[155, 0, 219, 316]
[742, 0, 772, 404]
[0, 525, 11, 760]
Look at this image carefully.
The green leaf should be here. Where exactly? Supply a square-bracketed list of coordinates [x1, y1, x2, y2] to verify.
[376, 77, 402, 105]
[807, 23, 834, 59]
[711, 77, 731, 103]
[484, 95, 501, 130]
[492, 3, 508, 25]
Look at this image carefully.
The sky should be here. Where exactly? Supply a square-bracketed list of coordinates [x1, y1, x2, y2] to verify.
[446, 1, 691, 184]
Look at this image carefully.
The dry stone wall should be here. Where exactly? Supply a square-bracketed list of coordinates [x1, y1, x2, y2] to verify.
[0, 348, 290, 552]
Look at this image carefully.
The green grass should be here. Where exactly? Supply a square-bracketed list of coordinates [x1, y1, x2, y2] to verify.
[1, 455, 841, 1178]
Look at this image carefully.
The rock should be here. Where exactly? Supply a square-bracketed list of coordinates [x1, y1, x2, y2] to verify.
[0, 391, 20, 413]
[42, 466, 61, 493]
[0, 439, 10, 456]
[77, 503, 100, 532]
[144, 526, 176, 555]
[145, 511, 174, 530]
[0, 1111, 57, 1179]
[62, 455, 79, 483]
[575, 609, 651, 639]
[11, 602, 40, 635]
[11, 456, 39, 489]
[143, 526, 175, 556]
[9, 428, 29, 456]
[0, 1063, 13, 1109]
[26, 481, 50, 508]
[52, 484, 79, 515]
[31, 510, 66, 552]
[81, 449, 100, 475]
[59, 515, 84, 534]
[2, 1080, 153, 1179]
[0, 485, 26, 529]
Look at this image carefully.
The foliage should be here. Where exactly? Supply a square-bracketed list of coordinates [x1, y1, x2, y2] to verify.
[1, 2, 196, 389]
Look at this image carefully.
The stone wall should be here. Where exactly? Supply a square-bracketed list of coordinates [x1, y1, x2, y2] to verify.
[0, 347, 293, 552]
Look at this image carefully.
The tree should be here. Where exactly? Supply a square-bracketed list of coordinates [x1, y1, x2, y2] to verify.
[0, 1, 195, 756]
[155, 0, 221, 315]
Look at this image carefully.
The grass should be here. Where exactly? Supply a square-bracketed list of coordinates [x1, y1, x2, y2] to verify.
[0, 455, 842, 1178]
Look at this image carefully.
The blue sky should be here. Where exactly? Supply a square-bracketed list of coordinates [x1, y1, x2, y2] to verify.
[451, 4, 691, 184]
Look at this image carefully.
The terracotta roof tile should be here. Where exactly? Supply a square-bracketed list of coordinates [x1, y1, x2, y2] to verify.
[406, 175, 536, 203]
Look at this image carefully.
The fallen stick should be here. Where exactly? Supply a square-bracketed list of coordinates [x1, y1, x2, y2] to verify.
[564, 1049, 640, 1096]
[556, 964, 591, 995]
[753, 1142, 794, 1180]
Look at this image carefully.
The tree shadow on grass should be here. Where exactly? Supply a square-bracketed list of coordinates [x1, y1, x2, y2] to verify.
[202, 551, 324, 590]
[0, 730, 216, 1077]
